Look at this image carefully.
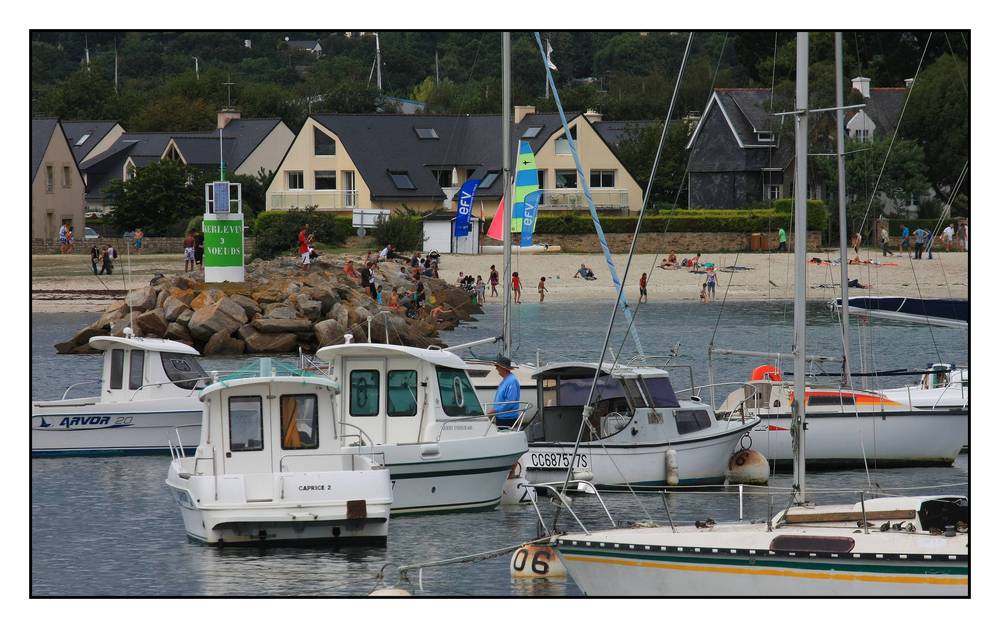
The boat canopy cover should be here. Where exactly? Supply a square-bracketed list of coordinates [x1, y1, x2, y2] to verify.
[200, 375, 337, 399]
[836, 297, 968, 326]
[88, 335, 200, 356]
[316, 343, 469, 370]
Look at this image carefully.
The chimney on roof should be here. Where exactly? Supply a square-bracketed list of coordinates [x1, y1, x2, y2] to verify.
[851, 76, 871, 99]
[584, 109, 603, 124]
[217, 108, 241, 130]
[514, 105, 536, 124]
[904, 77, 915, 89]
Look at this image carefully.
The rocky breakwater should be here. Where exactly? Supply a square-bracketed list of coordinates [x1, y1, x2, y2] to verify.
[55, 256, 481, 355]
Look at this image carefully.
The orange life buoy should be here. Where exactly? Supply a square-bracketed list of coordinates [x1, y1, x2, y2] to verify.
[751, 365, 782, 381]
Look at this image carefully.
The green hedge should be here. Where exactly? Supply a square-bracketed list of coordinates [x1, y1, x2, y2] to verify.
[534, 203, 828, 235]
[252, 210, 352, 259]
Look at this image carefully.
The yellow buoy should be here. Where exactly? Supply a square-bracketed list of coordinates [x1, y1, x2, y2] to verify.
[726, 448, 770, 485]
[510, 544, 567, 579]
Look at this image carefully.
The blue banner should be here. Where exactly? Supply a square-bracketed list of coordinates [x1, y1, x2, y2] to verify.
[453, 178, 481, 237]
[519, 190, 542, 247]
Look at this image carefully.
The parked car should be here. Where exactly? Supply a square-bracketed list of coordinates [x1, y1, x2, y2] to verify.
[84, 227, 100, 240]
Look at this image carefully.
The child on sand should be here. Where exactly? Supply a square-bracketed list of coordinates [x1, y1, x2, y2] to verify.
[512, 272, 522, 304]
[639, 273, 648, 303]
[476, 275, 486, 304]
[700, 283, 708, 303]
[538, 277, 548, 302]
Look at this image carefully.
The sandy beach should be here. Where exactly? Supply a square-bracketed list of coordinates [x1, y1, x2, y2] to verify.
[32, 249, 969, 313]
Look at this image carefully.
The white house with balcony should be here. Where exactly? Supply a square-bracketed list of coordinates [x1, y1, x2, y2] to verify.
[265, 108, 643, 217]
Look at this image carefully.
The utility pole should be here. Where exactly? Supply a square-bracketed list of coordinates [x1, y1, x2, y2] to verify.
[193, 56, 200, 81]
[223, 74, 235, 108]
[435, 50, 440, 86]
[375, 33, 383, 91]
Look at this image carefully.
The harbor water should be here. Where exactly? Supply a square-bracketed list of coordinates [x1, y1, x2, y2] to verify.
[31, 303, 969, 596]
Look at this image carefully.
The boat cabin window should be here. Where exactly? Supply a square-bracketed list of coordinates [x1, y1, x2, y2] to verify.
[350, 370, 380, 417]
[160, 352, 208, 390]
[387, 370, 418, 417]
[621, 379, 649, 407]
[109, 349, 124, 390]
[640, 376, 680, 408]
[280, 394, 319, 450]
[769, 535, 855, 553]
[806, 394, 855, 407]
[128, 351, 145, 390]
[674, 409, 712, 435]
[229, 396, 264, 452]
[436, 367, 484, 417]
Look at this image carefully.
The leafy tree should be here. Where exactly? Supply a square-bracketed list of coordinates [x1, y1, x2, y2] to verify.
[614, 121, 691, 206]
[104, 160, 211, 235]
[372, 209, 426, 252]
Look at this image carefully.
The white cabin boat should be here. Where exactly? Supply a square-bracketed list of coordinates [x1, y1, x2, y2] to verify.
[166, 363, 392, 545]
[519, 362, 758, 487]
[717, 369, 967, 468]
[880, 364, 968, 413]
[32, 334, 205, 456]
[314, 343, 529, 514]
[556, 495, 968, 596]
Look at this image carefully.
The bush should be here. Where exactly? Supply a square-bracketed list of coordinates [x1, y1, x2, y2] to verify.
[773, 198, 829, 231]
[371, 213, 426, 252]
[252, 208, 352, 259]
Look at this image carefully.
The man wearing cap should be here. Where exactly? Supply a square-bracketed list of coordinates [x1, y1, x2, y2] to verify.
[489, 355, 520, 428]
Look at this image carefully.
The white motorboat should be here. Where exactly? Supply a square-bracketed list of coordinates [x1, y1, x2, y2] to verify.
[520, 362, 758, 487]
[717, 369, 967, 468]
[879, 363, 968, 412]
[32, 333, 206, 456]
[166, 361, 392, 546]
[314, 342, 529, 514]
[551, 32, 968, 596]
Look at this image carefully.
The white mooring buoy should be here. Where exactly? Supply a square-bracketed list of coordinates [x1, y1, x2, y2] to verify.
[665, 448, 680, 486]
[369, 587, 412, 596]
[726, 448, 769, 485]
[510, 544, 567, 579]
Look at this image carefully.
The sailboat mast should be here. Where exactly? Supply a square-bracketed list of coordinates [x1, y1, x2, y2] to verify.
[835, 32, 852, 388]
[792, 31, 809, 505]
[501, 32, 513, 359]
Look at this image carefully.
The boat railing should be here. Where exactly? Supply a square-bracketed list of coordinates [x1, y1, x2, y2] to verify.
[437, 401, 534, 437]
[337, 421, 382, 457]
[525, 480, 617, 535]
[60, 380, 101, 400]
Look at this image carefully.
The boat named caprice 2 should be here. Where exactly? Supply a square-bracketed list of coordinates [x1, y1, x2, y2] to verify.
[166, 360, 392, 545]
[520, 362, 758, 487]
[315, 342, 529, 514]
[32, 332, 205, 456]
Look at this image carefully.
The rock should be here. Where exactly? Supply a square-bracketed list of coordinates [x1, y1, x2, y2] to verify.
[215, 296, 249, 325]
[97, 302, 129, 327]
[176, 308, 193, 326]
[297, 297, 323, 321]
[203, 330, 245, 355]
[308, 287, 339, 314]
[56, 321, 107, 354]
[165, 322, 193, 343]
[230, 294, 261, 319]
[347, 305, 367, 329]
[111, 319, 143, 338]
[188, 300, 243, 341]
[263, 304, 296, 319]
[329, 303, 350, 331]
[252, 288, 285, 304]
[169, 287, 195, 305]
[242, 330, 298, 353]
[313, 319, 345, 347]
[163, 296, 191, 322]
[237, 324, 256, 342]
[172, 276, 193, 290]
[135, 309, 168, 337]
[125, 286, 157, 312]
[190, 288, 225, 310]
[252, 318, 314, 334]
[156, 288, 169, 308]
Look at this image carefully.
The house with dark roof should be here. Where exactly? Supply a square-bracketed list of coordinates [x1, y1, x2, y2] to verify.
[686, 78, 907, 209]
[31, 118, 86, 240]
[265, 105, 643, 217]
[80, 110, 293, 213]
[61, 121, 126, 164]
[286, 39, 322, 55]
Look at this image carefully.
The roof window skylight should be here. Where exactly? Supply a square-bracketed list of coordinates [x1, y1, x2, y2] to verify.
[389, 170, 416, 190]
[415, 128, 439, 139]
[521, 126, 542, 139]
[75, 133, 92, 146]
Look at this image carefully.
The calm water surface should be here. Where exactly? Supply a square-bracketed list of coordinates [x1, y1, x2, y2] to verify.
[31, 304, 969, 596]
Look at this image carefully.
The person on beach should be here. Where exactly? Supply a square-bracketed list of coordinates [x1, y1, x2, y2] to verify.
[90, 245, 100, 275]
[639, 272, 648, 303]
[658, 253, 678, 269]
[489, 355, 520, 428]
[959, 222, 969, 252]
[943, 224, 955, 252]
[778, 227, 788, 253]
[99, 246, 114, 275]
[914, 227, 928, 259]
[361, 262, 377, 300]
[388, 288, 400, 309]
[415, 281, 426, 306]
[699, 282, 708, 303]
[476, 275, 486, 304]
[58, 223, 69, 254]
[900, 225, 910, 256]
[133, 228, 144, 255]
[489, 265, 499, 297]
[66, 226, 74, 253]
[511, 272, 522, 304]
[574, 263, 596, 280]
[706, 267, 717, 300]
[183, 231, 195, 272]
[880, 226, 892, 257]
[690, 253, 702, 269]
[298, 224, 312, 270]
[851, 232, 862, 256]
[344, 259, 359, 281]
[398, 266, 409, 280]
[375, 284, 383, 305]
[193, 230, 204, 267]
[538, 277, 548, 302]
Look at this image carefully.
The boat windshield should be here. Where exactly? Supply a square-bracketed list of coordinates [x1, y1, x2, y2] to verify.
[160, 352, 208, 390]
[436, 367, 485, 417]
[640, 376, 680, 408]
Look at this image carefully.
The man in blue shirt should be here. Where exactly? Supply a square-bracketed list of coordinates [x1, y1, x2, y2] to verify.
[900, 225, 911, 256]
[490, 355, 521, 427]
[914, 227, 928, 259]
